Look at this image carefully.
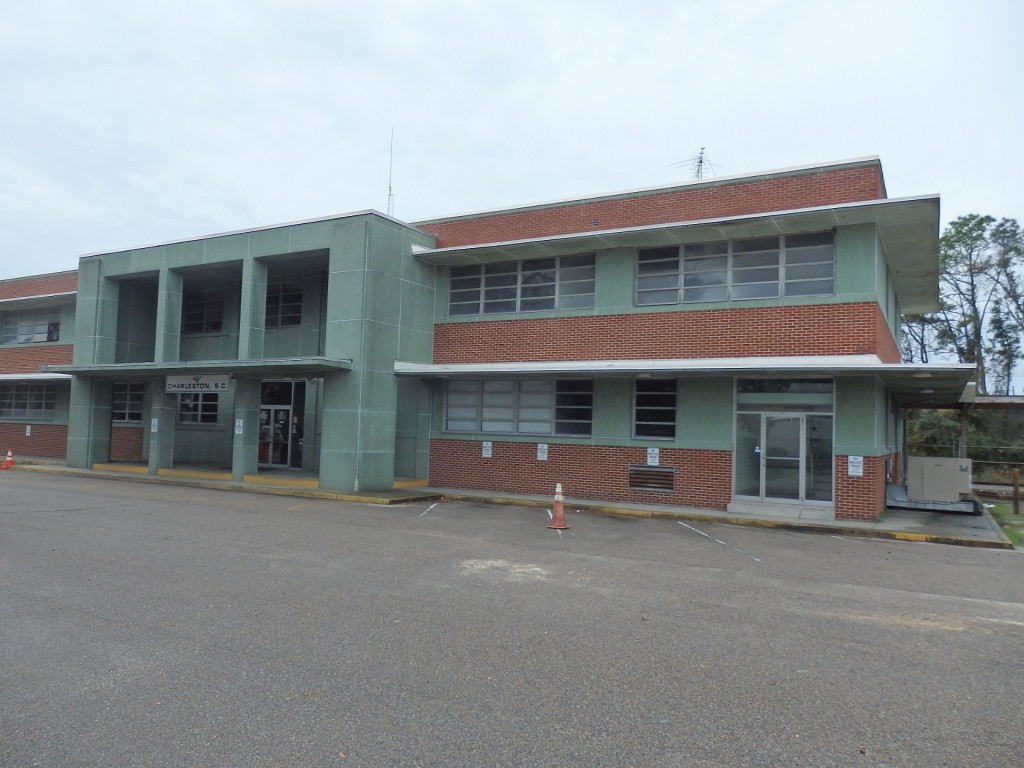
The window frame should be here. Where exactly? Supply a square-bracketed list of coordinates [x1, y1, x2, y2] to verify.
[636, 232, 834, 306]
[111, 382, 145, 423]
[2, 307, 61, 344]
[177, 392, 219, 425]
[265, 281, 303, 328]
[0, 383, 57, 419]
[633, 378, 677, 440]
[444, 379, 593, 436]
[182, 289, 225, 334]
[448, 254, 596, 316]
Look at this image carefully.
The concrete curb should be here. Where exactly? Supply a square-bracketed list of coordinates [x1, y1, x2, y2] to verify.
[10, 464, 1015, 550]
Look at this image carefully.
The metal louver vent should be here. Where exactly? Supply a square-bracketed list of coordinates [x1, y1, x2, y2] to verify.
[628, 464, 675, 492]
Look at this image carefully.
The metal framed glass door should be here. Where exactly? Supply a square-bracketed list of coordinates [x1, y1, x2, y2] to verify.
[258, 406, 291, 467]
[735, 413, 833, 503]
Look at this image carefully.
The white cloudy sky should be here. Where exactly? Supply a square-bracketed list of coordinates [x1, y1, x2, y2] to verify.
[1, 0, 1021, 280]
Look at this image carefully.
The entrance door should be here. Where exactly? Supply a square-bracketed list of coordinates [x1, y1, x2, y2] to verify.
[734, 413, 832, 503]
[259, 406, 291, 467]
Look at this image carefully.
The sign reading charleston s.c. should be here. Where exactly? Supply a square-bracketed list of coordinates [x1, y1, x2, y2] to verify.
[165, 374, 231, 393]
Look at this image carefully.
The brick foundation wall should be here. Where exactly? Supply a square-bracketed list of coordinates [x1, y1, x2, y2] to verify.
[435, 303, 895, 364]
[0, 423, 68, 459]
[110, 425, 145, 462]
[834, 455, 888, 521]
[0, 271, 77, 300]
[417, 164, 885, 247]
[0, 345, 73, 373]
[429, 439, 733, 510]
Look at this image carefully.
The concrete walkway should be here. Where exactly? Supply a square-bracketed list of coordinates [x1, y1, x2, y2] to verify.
[6, 457, 1015, 550]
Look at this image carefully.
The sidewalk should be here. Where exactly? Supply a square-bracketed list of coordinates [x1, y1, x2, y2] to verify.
[7, 458, 1015, 550]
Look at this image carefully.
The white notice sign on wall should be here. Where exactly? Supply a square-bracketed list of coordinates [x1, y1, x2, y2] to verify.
[482, 441, 493, 458]
[848, 455, 864, 477]
[647, 447, 660, 466]
[537, 443, 548, 461]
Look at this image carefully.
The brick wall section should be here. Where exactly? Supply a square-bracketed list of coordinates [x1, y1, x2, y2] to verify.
[0, 423, 68, 458]
[834, 455, 888, 521]
[0, 344, 73, 373]
[110, 425, 145, 462]
[429, 439, 733, 509]
[875, 312, 901, 364]
[434, 303, 895, 363]
[417, 165, 885, 247]
[0, 271, 77, 300]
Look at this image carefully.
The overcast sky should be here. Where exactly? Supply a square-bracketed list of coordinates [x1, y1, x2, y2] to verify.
[1, 0, 1021, 281]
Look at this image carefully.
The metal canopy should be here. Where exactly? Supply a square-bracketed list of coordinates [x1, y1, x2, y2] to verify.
[395, 355, 976, 407]
[412, 196, 941, 314]
[43, 357, 353, 379]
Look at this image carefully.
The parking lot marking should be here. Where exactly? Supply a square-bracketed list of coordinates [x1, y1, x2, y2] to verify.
[677, 521, 761, 562]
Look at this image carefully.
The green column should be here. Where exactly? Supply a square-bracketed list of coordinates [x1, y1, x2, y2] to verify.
[238, 259, 267, 360]
[66, 377, 112, 468]
[231, 379, 261, 481]
[154, 268, 183, 363]
[148, 390, 177, 474]
[319, 371, 359, 491]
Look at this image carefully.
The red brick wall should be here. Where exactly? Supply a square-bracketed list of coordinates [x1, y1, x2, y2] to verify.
[110, 425, 145, 462]
[0, 423, 68, 458]
[435, 303, 893, 364]
[834, 455, 888, 521]
[429, 439, 733, 509]
[0, 345, 73, 374]
[418, 164, 885, 247]
[0, 271, 77, 300]
[876, 312, 900, 364]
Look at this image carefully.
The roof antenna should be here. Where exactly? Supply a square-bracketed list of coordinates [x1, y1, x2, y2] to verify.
[670, 147, 719, 179]
[386, 128, 395, 216]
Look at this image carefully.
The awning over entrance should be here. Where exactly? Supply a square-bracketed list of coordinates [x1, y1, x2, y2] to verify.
[43, 357, 353, 379]
[395, 354, 976, 407]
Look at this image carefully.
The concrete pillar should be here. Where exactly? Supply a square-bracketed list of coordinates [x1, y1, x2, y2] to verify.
[147, 390, 177, 474]
[154, 268, 183, 363]
[66, 377, 113, 468]
[231, 378, 261, 481]
[238, 259, 267, 360]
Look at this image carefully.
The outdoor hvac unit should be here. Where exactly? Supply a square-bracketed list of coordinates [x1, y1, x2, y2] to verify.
[906, 457, 973, 503]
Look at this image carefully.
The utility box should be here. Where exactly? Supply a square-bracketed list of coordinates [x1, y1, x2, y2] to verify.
[906, 457, 972, 503]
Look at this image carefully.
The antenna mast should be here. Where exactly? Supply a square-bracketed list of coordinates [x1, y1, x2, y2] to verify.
[670, 147, 719, 179]
[386, 128, 395, 216]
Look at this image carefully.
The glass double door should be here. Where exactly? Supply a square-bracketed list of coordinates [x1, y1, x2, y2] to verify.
[258, 380, 305, 468]
[735, 412, 833, 503]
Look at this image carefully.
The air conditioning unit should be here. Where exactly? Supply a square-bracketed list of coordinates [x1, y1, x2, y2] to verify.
[906, 457, 972, 503]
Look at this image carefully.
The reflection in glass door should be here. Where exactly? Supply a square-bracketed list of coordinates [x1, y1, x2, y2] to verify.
[734, 413, 833, 503]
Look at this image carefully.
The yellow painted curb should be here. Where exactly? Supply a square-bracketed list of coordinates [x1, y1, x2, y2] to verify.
[394, 477, 429, 489]
[243, 474, 319, 488]
[92, 463, 149, 474]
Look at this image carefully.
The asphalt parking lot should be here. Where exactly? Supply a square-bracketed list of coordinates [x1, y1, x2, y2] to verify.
[2, 471, 1022, 767]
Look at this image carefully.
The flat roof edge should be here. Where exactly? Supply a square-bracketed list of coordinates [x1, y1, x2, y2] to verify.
[412, 156, 883, 226]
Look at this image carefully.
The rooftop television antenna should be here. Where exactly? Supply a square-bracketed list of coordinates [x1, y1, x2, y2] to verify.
[670, 147, 719, 179]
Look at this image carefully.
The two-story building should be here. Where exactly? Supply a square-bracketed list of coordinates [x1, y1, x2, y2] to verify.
[1, 157, 974, 521]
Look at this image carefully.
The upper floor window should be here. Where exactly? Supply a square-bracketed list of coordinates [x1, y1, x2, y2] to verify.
[112, 382, 145, 423]
[636, 232, 834, 306]
[445, 379, 593, 436]
[634, 379, 677, 439]
[3, 308, 60, 344]
[448, 254, 596, 316]
[182, 289, 224, 334]
[265, 282, 303, 327]
[178, 393, 219, 424]
[0, 383, 56, 419]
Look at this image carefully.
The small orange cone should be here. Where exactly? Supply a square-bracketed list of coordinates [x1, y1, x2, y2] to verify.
[4, 449, 12, 469]
[548, 482, 569, 529]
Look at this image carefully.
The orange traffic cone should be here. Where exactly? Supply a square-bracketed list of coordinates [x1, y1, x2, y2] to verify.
[548, 482, 569, 529]
[4, 449, 12, 469]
